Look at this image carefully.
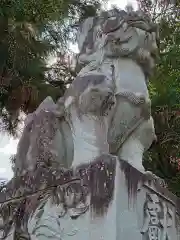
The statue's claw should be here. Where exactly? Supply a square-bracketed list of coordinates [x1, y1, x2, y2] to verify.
[145, 171, 167, 188]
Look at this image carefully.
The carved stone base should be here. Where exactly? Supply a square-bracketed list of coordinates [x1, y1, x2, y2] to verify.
[1, 158, 180, 240]
[29, 159, 180, 240]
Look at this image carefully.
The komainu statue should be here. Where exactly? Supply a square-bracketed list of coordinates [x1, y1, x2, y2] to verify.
[15, 7, 159, 183]
[74, 8, 158, 171]
[0, 7, 161, 240]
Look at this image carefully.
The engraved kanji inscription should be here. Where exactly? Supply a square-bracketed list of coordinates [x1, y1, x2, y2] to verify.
[141, 193, 173, 240]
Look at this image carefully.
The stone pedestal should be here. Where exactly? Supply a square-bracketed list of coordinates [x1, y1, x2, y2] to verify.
[1, 158, 180, 240]
[26, 158, 180, 240]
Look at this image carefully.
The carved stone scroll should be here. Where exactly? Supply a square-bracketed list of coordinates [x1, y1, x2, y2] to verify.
[141, 193, 173, 240]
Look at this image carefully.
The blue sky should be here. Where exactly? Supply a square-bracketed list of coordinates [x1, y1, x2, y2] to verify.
[0, 0, 138, 180]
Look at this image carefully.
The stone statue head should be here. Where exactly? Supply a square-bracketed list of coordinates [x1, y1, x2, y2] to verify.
[77, 8, 159, 75]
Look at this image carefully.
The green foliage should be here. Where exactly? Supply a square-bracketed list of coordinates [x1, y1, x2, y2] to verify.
[137, 0, 180, 196]
[0, 0, 105, 135]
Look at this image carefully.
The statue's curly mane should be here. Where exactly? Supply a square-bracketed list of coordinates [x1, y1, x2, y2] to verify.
[76, 8, 158, 78]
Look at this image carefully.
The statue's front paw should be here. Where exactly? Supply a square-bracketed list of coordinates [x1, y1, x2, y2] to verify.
[145, 171, 167, 188]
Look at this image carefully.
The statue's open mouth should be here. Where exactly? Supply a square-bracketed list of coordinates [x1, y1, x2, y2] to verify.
[115, 36, 132, 44]
[107, 35, 132, 46]
[127, 20, 155, 33]
[113, 38, 121, 44]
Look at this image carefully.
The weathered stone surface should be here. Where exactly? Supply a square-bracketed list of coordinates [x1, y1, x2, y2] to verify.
[1, 6, 179, 240]
[1, 159, 180, 240]
[73, 6, 158, 172]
